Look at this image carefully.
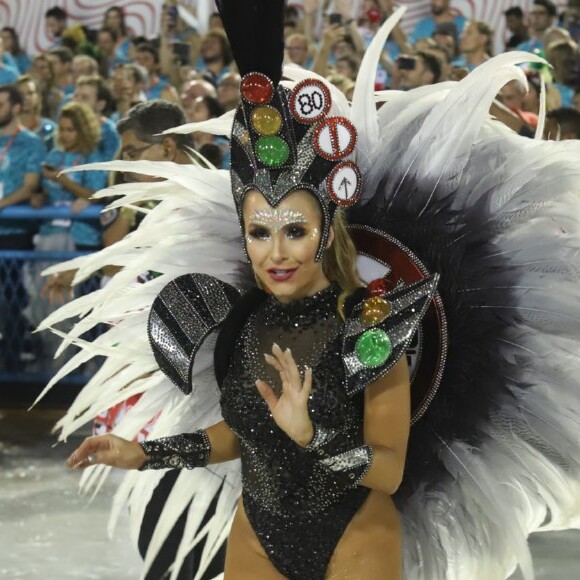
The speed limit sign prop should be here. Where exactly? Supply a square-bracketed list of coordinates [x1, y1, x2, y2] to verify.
[289, 79, 331, 124]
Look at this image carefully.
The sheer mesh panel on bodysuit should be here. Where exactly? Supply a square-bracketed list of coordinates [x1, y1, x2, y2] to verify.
[219, 284, 370, 579]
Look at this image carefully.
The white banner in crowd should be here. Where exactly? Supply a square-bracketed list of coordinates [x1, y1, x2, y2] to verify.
[0, 0, 567, 59]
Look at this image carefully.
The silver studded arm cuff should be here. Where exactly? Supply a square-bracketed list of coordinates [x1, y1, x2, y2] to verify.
[319, 444, 374, 488]
[138, 429, 211, 471]
[303, 423, 341, 458]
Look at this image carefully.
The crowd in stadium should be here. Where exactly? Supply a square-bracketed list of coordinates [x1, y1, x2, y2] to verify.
[0, 0, 579, 370]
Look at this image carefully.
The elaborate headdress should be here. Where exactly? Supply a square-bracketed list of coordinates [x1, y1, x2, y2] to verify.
[217, 0, 362, 259]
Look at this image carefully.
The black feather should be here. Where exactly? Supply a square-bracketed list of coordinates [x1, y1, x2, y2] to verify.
[215, 0, 286, 83]
[350, 177, 527, 501]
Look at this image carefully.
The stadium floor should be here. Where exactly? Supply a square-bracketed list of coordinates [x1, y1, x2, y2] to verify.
[1, 409, 578, 580]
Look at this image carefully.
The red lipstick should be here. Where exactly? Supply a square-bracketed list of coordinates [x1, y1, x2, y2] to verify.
[267, 268, 297, 282]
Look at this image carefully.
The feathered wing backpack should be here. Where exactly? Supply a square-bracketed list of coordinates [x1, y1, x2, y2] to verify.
[37, 7, 580, 580]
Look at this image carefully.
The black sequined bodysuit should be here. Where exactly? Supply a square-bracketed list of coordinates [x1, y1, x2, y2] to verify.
[219, 284, 370, 579]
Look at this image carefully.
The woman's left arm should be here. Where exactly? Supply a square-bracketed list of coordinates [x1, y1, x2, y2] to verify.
[359, 357, 411, 494]
[55, 173, 95, 200]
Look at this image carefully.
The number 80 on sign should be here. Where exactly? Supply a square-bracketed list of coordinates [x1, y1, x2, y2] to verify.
[290, 79, 331, 124]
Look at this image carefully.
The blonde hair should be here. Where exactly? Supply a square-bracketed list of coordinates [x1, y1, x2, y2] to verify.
[323, 209, 363, 317]
[59, 101, 101, 154]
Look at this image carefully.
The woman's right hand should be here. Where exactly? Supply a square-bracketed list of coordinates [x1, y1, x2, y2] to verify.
[41, 270, 76, 305]
[66, 434, 148, 470]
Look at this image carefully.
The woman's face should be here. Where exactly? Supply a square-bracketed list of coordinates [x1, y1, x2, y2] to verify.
[104, 9, 122, 33]
[59, 116, 79, 151]
[243, 189, 332, 303]
[18, 81, 39, 114]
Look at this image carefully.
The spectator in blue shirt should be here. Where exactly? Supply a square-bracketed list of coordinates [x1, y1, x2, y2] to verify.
[452, 20, 493, 71]
[103, 6, 133, 67]
[0, 85, 45, 370]
[410, 0, 467, 46]
[0, 85, 45, 235]
[73, 75, 120, 161]
[504, 7, 530, 51]
[30, 54, 64, 120]
[135, 43, 180, 103]
[194, 29, 234, 85]
[517, 0, 558, 53]
[110, 63, 148, 124]
[397, 51, 443, 90]
[1, 27, 32, 74]
[16, 75, 57, 152]
[97, 27, 128, 79]
[47, 47, 75, 99]
[38, 101, 107, 251]
[0, 35, 19, 84]
[546, 39, 578, 108]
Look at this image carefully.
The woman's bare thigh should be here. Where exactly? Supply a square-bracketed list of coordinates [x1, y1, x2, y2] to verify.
[224, 499, 286, 580]
[326, 490, 402, 580]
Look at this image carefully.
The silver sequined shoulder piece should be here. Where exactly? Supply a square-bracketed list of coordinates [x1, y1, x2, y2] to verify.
[341, 275, 439, 396]
[148, 273, 242, 394]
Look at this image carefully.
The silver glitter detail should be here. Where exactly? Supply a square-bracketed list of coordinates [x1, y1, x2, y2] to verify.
[254, 169, 275, 201]
[232, 119, 254, 161]
[197, 276, 232, 321]
[231, 171, 245, 208]
[161, 284, 209, 341]
[343, 353, 364, 375]
[273, 125, 318, 195]
[148, 274, 241, 394]
[149, 310, 190, 383]
[304, 423, 340, 457]
[320, 444, 373, 486]
[250, 208, 307, 232]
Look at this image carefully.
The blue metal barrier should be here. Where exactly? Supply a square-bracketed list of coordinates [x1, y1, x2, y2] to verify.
[0, 204, 103, 221]
[0, 204, 105, 394]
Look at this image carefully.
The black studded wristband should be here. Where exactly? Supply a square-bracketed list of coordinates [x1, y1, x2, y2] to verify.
[138, 429, 211, 471]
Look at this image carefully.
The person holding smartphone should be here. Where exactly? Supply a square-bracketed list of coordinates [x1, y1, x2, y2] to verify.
[37, 101, 106, 252]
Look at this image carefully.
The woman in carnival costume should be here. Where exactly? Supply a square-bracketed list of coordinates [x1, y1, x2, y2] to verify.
[38, 1, 580, 579]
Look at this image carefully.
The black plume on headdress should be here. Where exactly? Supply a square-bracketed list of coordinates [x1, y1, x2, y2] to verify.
[215, 0, 286, 84]
[216, 0, 362, 262]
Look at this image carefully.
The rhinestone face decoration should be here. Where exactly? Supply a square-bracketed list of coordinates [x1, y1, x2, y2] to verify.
[355, 328, 392, 368]
[250, 208, 307, 233]
[241, 72, 274, 105]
